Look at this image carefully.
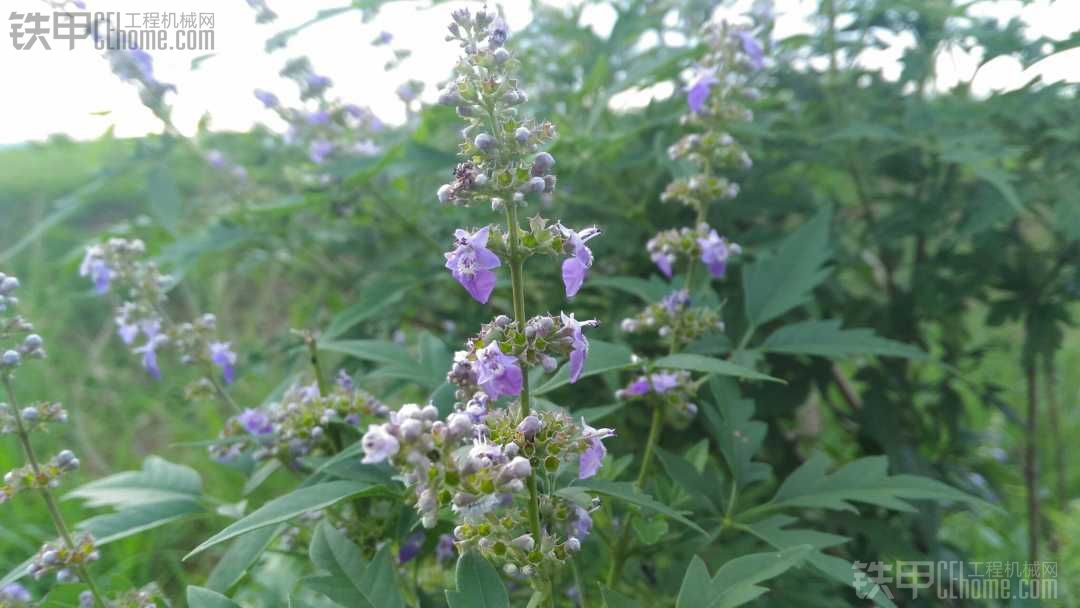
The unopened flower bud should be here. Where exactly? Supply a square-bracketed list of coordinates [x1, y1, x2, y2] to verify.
[474, 133, 495, 151]
[566, 537, 581, 552]
[447, 412, 473, 438]
[539, 354, 558, 372]
[20, 407, 38, 423]
[23, 334, 42, 350]
[517, 415, 541, 440]
[438, 89, 460, 106]
[400, 419, 422, 441]
[526, 176, 546, 193]
[504, 456, 532, 480]
[531, 152, 555, 176]
[0, 277, 19, 294]
[437, 184, 453, 204]
[510, 533, 535, 552]
[503, 563, 518, 575]
[493, 47, 510, 64]
[515, 127, 531, 143]
[2, 350, 20, 366]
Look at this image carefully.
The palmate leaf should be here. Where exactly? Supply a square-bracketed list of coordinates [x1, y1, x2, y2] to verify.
[676, 546, 812, 608]
[184, 481, 391, 560]
[742, 516, 896, 608]
[445, 552, 510, 608]
[703, 378, 771, 490]
[306, 522, 405, 608]
[759, 319, 925, 359]
[751, 452, 985, 516]
[742, 207, 833, 329]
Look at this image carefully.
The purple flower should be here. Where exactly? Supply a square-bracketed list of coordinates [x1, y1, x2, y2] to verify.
[306, 110, 331, 126]
[309, 139, 334, 164]
[79, 246, 111, 294]
[686, 68, 719, 114]
[115, 303, 139, 344]
[305, 73, 331, 90]
[579, 419, 614, 479]
[134, 320, 165, 380]
[650, 372, 681, 392]
[373, 31, 392, 45]
[436, 533, 456, 562]
[72, 0, 87, 8]
[652, 251, 674, 278]
[336, 369, 353, 391]
[660, 289, 690, 314]
[361, 423, 400, 463]
[736, 31, 765, 70]
[622, 377, 651, 397]
[560, 225, 600, 298]
[209, 341, 237, 385]
[398, 532, 425, 564]
[560, 313, 597, 383]
[206, 149, 227, 168]
[571, 506, 592, 540]
[237, 408, 273, 436]
[444, 226, 501, 304]
[697, 229, 731, 278]
[1, 583, 30, 602]
[254, 89, 279, 108]
[474, 342, 522, 398]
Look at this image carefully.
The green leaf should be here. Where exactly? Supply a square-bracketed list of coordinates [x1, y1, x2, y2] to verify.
[566, 479, 705, 534]
[653, 353, 782, 383]
[654, 447, 717, 512]
[741, 516, 895, 608]
[677, 547, 811, 608]
[187, 586, 242, 608]
[534, 340, 634, 394]
[759, 452, 986, 515]
[759, 320, 925, 359]
[742, 208, 832, 328]
[601, 587, 642, 608]
[588, 275, 671, 302]
[322, 280, 414, 340]
[148, 162, 185, 235]
[631, 515, 669, 545]
[78, 499, 204, 544]
[67, 456, 202, 508]
[185, 481, 389, 560]
[206, 525, 282, 593]
[309, 522, 405, 608]
[972, 166, 1024, 213]
[318, 339, 417, 369]
[703, 378, 770, 489]
[445, 552, 510, 608]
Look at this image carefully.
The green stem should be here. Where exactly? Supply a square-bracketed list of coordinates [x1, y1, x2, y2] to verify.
[505, 204, 546, 599]
[206, 371, 241, 414]
[3, 377, 109, 608]
[306, 335, 329, 398]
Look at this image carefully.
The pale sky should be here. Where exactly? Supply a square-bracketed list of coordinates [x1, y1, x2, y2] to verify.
[0, 0, 1076, 146]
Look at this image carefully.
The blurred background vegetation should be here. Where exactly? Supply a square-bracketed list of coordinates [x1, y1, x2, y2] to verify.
[1, 0, 1078, 605]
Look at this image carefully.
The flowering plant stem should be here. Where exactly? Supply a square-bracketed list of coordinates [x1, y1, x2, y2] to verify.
[505, 203, 549, 604]
[2, 376, 108, 608]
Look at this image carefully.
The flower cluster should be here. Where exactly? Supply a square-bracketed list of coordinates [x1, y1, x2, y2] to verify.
[211, 375, 386, 462]
[0, 583, 31, 606]
[615, 371, 699, 428]
[362, 403, 611, 573]
[366, 9, 616, 584]
[647, 224, 741, 280]
[80, 239, 237, 385]
[0, 273, 20, 313]
[1, 449, 80, 504]
[619, 288, 724, 345]
[93, 24, 176, 121]
[28, 533, 100, 583]
[255, 58, 384, 169]
[80, 587, 161, 608]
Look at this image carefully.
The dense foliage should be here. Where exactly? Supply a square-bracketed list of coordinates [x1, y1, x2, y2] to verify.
[1, 1, 1077, 607]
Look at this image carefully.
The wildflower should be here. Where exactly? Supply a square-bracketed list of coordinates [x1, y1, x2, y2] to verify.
[398, 531, 425, 564]
[361, 423, 399, 464]
[559, 225, 600, 298]
[436, 534, 457, 561]
[697, 229, 731, 278]
[252, 89, 280, 110]
[686, 68, 719, 114]
[235, 409, 272, 436]
[559, 313, 597, 383]
[134, 320, 166, 379]
[444, 226, 501, 304]
[736, 31, 765, 70]
[579, 420, 615, 479]
[0, 583, 30, 603]
[79, 246, 111, 294]
[373, 31, 392, 45]
[474, 342, 522, 398]
[309, 140, 334, 164]
[209, 342, 237, 385]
